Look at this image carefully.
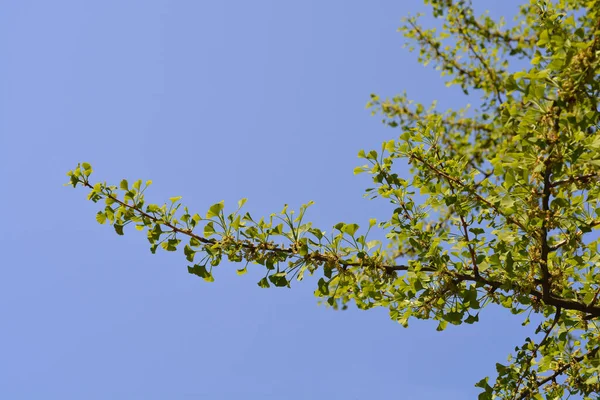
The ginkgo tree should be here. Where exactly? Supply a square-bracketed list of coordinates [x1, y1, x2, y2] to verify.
[67, 0, 600, 398]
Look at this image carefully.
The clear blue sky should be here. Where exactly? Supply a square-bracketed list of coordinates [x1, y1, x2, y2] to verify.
[1, 1, 529, 398]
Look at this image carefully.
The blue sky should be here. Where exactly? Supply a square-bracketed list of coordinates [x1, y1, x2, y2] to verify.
[1, 1, 528, 398]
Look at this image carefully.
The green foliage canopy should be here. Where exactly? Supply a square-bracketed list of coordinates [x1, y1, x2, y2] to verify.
[68, 0, 600, 398]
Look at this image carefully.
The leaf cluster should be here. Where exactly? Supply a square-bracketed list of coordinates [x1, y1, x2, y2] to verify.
[69, 0, 600, 398]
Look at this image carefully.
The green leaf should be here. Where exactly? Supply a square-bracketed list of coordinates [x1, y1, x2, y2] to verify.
[475, 377, 493, 400]
[436, 320, 448, 331]
[353, 166, 366, 175]
[230, 215, 242, 230]
[192, 214, 201, 225]
[500, 195, 515, 209]
[366, 240, 379, 250]
[161, 238, 180, 251]
[444, 195, 457, 206]
[204, 221, 216, 237]
[280, 204, 288, 215]
[505, 75, 519, 92]
[114, 224, 124, 235]
[236, 266, 247, 275]
[316, 278, 329, 296]
[384, 139, 395, 152]
[469, 228, 484, 236]
[81, 162, 93, 176]
[96, 212, 107, 224]
[120, 179, 129, 191]
[187, 264, 214, 282]
[342, 223, 359, 236]
[443, 311, 463, 324]
[265, 256, 275, 270]
[309, 228, 324, 240]
[297, 240, 309, 256]
[257, 277, 270, 288]
[184, 244, 196, 262]
[269, 272, 288, 287]
[207, 201, 224, 218]
[147, 204, 160, 213]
